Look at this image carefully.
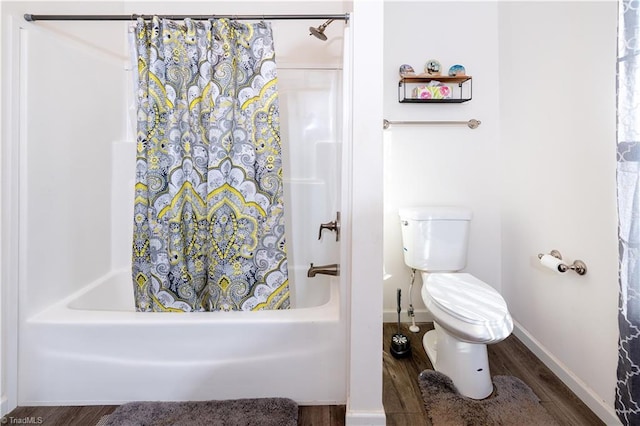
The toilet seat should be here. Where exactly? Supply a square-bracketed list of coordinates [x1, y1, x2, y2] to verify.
[421, 272, 513, 344]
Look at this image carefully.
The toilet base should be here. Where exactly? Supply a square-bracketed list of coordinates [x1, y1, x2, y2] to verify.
[423, 323, 494, 399]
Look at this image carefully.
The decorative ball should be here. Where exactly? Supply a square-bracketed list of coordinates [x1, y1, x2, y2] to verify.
[424, 59, 442, 76]
[448, 64, 466, 77]
[399, 64, 415, 77]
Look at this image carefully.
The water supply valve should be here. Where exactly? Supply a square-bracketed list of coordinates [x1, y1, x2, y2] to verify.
[318, 212, 341, 242]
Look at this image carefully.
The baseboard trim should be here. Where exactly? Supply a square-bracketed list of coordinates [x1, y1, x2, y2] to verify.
[345, 409, 386, 425]
[512, 321, 620, 425]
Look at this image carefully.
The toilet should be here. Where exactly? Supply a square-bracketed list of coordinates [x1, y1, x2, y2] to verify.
[399, 206, 513, 399]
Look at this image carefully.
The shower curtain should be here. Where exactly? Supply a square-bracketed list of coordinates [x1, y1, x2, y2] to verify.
[130, 17, 289, 312]
[617, 1, 640, 423]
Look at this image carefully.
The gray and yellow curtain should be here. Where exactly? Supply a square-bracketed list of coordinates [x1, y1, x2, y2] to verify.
[130, 17, 289, 312]
[617, 1, 640, 423]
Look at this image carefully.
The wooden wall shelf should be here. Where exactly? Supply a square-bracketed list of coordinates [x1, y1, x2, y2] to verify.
[398, 75, 472, 103]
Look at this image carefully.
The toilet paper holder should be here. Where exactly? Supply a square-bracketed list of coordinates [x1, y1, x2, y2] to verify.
[537, 249, 587, 275]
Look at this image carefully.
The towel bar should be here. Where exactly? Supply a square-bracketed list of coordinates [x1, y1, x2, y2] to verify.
[382, 118, 481, 130]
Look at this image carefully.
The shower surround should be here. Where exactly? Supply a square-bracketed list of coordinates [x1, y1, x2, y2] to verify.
[15, 16, 348, 405]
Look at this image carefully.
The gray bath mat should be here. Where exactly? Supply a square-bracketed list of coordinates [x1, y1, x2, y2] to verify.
[101, 397, 298, 426]
[418, 370, 559, 425]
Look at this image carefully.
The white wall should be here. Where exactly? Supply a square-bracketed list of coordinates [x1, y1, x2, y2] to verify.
[383, 1, 619, 423]
[499, 2, 619, 423]
[347, 3, 385, 424]
[383, 1, 501, 321]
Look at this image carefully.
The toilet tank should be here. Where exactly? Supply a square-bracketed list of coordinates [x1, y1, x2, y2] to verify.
[398, 206, 472, 271]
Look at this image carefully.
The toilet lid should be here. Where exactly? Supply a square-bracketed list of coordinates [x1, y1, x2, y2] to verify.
[423, 273, 509, 325]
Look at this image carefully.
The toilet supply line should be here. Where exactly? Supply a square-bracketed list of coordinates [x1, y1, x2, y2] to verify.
[408, 269, 420, 333]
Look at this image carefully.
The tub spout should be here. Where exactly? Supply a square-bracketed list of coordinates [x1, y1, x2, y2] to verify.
[307, 263, 340, 277]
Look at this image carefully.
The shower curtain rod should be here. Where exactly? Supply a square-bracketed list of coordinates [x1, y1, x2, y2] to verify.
[23, 13, 350, 22]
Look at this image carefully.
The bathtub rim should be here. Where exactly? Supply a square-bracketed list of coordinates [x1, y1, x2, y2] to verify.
[27, 268, 341, 325]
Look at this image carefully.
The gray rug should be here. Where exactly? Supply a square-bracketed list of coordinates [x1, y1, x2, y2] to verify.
[101, 397, 298, 426]
[418, 370, 559, 426]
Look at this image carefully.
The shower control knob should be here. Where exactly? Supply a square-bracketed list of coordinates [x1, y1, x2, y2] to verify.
[318, 212, 341, 242]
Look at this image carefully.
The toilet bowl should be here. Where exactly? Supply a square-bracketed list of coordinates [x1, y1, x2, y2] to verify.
[421, 272, 513, 399]
[398, 206, 513, 399]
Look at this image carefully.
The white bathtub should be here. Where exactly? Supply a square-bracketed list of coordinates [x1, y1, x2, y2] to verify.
[19, 269, 346, 405]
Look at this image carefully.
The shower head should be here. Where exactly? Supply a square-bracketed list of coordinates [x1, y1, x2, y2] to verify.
[309, 19, 335, 41]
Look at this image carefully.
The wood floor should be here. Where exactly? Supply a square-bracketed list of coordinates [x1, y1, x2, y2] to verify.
[4, 322, 603, 425]
[383, 322, 604, 426]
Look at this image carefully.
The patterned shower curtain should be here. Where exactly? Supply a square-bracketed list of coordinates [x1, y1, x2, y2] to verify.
[130, 17, 289, 312]
[617, 1, 640, 423]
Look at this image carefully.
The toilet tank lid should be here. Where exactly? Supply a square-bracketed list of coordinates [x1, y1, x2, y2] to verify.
[399, 206, 472, 221]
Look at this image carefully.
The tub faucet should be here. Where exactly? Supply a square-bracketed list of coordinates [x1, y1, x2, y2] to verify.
[307, 263, 340, 277]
